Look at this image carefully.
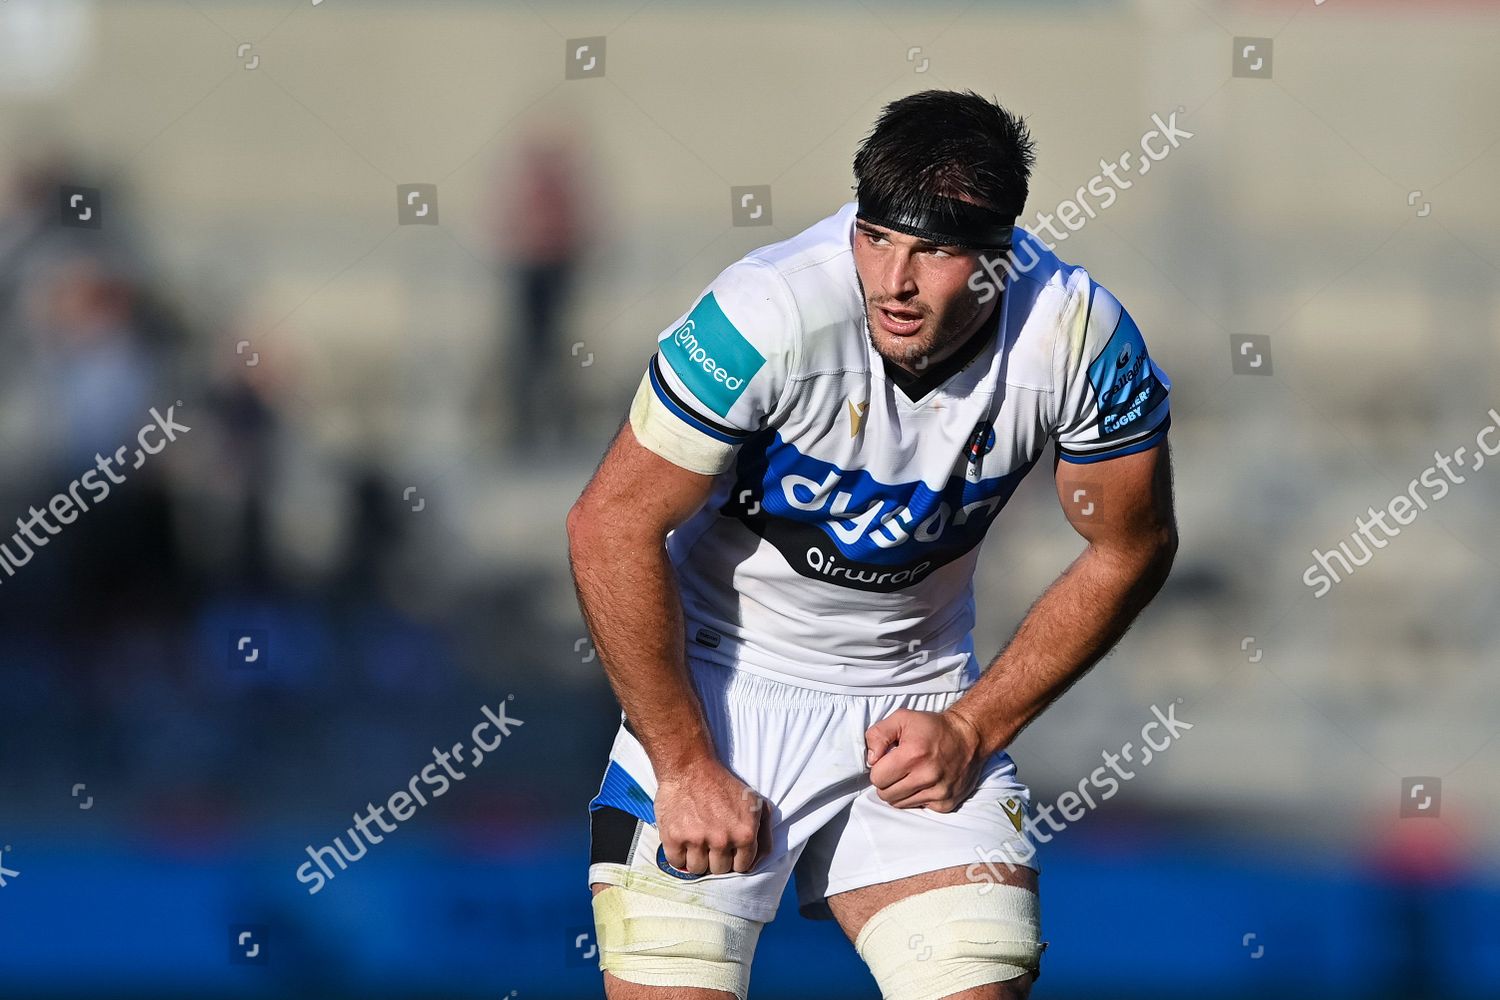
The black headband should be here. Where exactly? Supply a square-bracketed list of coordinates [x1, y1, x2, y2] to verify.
[855, 191, 1015, 251]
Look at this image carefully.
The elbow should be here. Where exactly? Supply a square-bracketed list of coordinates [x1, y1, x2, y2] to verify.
[1143, 522, 1178, 589]
[1106, 521, 1176, 594]
[568, 494, 668, 559]
[569, 485, 682, 563]
[566, 496, 599, 558]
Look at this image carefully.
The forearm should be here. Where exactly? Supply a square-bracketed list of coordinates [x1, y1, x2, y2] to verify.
[949, 536, 1175, 757]
[568, 522, 717, 773]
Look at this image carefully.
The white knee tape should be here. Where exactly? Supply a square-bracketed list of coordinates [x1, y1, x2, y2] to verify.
[592, 886, 762, 1000]
[854, 882, 1044, 1000]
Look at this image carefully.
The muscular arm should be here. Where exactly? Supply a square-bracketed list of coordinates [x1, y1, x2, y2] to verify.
[568, 422, 770, 874]
[567, 421, 718, 773]
[948, 440, 1178, 757]
[865, 440, 1177, 810]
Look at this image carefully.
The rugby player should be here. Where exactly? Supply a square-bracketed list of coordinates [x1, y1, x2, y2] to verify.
[567, 89, 1178, 1000]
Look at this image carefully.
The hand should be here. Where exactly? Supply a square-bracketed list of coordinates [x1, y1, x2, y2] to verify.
[865, 708, 986, 812]
[654, 757, 773, 876]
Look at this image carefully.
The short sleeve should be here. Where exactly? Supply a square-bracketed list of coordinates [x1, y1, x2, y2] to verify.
[629, 259, 798, 475]
[1053, 276, 1171, 463]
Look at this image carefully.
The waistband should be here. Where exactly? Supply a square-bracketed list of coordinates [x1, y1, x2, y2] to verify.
[687, 655, 972, 708]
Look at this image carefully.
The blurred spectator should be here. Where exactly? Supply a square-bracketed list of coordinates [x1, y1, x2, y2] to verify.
[31, 255, 154, 470]
[492, 123, 589, 455]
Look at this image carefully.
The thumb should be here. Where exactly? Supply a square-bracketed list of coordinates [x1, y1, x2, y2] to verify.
[752, 797, 774, 869]
[865, 713, 904, 767]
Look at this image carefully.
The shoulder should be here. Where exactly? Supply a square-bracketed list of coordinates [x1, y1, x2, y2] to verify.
[734, 200, 868, 373]
[696, 201, 859, 332]
[995, 230, 1093, 389]
[649, 203, 859, 427]
[1008, 234, 1140, 366]
[746, 200, 864, 320]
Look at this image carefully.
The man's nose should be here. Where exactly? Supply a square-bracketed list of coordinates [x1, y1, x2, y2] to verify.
[881, 251, 917, 297]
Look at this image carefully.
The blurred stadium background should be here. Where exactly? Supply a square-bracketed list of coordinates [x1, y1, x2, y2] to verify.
[1, 0, 1497, 997]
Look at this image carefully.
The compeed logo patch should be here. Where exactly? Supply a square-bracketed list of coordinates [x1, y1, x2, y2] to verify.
[660, 292, 766, 418]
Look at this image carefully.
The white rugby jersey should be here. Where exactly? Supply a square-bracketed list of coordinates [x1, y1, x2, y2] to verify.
[629, 200, 1170, 693]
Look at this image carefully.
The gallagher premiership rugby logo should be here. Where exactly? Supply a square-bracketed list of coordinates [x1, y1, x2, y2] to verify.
[1087, 312, 1165, 440]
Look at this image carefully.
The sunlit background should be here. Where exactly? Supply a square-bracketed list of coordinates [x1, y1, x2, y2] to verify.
[1, 0, 1497, 997]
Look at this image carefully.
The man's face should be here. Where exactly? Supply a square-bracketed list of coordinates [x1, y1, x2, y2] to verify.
[852, 219, 994, 372]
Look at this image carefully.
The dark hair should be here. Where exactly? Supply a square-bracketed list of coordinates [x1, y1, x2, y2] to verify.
[852, 89, 1035, 222]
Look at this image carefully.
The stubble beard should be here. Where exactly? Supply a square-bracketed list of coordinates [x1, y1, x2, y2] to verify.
[861, 287, 989, 370]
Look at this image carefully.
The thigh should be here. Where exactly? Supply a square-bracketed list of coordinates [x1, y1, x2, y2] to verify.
[589, 883, 745, 1000]
[804, 740, 1044, 999]
[826, 862, 1036, 945]
[796, 745, 1039, 917]
[828, 865, 1041, 1000]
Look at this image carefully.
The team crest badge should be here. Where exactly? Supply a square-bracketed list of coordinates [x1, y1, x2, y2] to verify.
[965, 421, 996, 481]
[656, 845, 708, 881]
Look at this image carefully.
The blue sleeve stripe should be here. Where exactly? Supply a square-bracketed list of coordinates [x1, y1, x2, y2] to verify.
[648, 358, 748, 445]
[1058, 415, 1171, 464]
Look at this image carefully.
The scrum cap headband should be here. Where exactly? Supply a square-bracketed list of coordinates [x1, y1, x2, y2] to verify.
[855, 190, 1014, 251]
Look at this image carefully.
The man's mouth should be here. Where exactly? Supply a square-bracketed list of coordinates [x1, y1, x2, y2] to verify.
[874, 304, 925, 336]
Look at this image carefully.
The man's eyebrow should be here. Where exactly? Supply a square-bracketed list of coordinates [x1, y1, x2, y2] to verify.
[854, 221, 952, 251]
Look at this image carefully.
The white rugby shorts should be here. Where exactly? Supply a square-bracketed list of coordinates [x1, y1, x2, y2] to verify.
[587, 656, 1037, 922]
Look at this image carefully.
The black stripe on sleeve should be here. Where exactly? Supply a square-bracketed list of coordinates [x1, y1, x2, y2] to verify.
[649, 356, 751, 440]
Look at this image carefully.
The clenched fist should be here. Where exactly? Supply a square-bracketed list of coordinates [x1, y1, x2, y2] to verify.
[655, 757, 773, 875]
[865, 708, 986, 812]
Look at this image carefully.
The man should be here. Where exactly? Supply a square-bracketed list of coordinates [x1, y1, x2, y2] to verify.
[567, 89, 1177, 1000]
